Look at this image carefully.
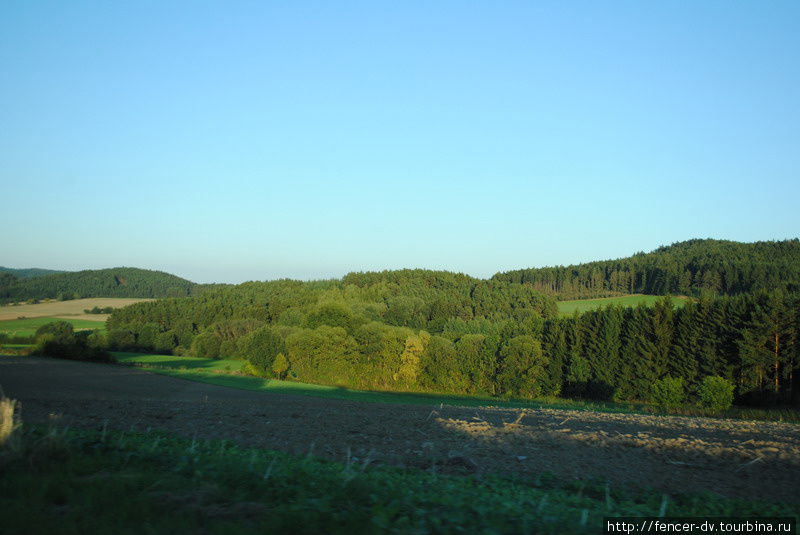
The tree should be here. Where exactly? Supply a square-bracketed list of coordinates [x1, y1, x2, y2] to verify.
[396, 333, 427, 386]
[496, 335, 548, 398]
[272, 353, 290, 379]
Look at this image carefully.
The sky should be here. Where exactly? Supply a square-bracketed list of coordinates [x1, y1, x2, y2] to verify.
[1, 1, 798, 284]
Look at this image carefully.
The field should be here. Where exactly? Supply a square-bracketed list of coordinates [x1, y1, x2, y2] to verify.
[115, 353, 800, 423]
[0, 316, 106, 337]
[1, 354, 798, 534]
[557, 294, 691, 316]
[0, 297, 152, 321]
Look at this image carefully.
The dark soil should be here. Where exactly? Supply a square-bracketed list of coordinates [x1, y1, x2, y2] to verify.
[2, 356, 799, 503]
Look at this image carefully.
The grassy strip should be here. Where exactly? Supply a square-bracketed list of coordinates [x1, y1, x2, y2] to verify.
[114, 353, 800, 423]
[557, 295, 691, 316]
[0, 316, 105, 337]
[1, 424, 796, 535]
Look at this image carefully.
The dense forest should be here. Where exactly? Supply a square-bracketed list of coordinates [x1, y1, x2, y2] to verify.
[106, 264, 800, 406]
[493, 239, 800, 299]
[0, 267, 197, 303]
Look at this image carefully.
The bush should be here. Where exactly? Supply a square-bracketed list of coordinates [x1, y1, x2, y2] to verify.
[698, 376, 734, 413]
[33, 333, 113, 363]
[154, 331, 177, 354]
[239, 327, 286, 376]
[107, 329, 136, 351]
[651, 376, 685, 410]
[35, 321, 75, 344]
[190, 332, 221, 359]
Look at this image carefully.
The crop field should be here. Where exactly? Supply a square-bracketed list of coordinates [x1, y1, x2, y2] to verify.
[557, 294, 691, 316]
[0, 316, 106, 337]
[1, 355, 798, 534]
[0, 297, 152, 321]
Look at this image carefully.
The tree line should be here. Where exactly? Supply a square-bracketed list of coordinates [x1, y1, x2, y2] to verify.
[0, 267, 197, 303]
[493, 239, 800, 299]
[103, 267, 800, 406]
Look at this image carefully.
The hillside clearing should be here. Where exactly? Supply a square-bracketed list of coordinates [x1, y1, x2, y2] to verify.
[557, 294, 691, 316]
[0, 317, 106, 337]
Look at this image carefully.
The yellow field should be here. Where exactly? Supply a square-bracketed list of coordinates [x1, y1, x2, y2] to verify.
[0, 298, 152, 321]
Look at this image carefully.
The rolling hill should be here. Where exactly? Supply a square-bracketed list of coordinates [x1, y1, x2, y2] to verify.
[493, 238, 800, 299]
[0, 267, 196, 303]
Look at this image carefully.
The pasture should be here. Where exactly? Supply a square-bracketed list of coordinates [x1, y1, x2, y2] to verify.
[0, 297, 152, 321]
[557, 294, 691, 316]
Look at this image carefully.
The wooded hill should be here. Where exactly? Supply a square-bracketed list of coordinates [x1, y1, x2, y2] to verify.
[493, 239, 800, 299]
[106, 259, 800, 406]
[0, 267, 196, 303]
[0, 266, 66, 279]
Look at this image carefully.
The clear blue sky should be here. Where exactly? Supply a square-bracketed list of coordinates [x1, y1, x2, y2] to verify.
[2, 1, 798, 283]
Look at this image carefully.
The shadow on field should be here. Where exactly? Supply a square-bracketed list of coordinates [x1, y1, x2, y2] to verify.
[3, 354, 800, 505]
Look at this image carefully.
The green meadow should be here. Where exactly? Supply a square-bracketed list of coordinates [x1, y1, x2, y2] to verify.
[0, 316, 106, 337]
[557, 294, 691, 316]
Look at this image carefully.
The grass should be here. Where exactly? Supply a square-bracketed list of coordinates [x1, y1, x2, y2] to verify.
[557, 294, 691, 316]
[0, 396, 17, 446]
[0, 316, 105, 337]
[1, 423, 796, 534]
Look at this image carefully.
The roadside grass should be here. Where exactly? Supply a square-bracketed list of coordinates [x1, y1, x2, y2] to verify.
[112, 353, 800, 423]
[1, 423, 796, 535]
[557, 295, 691, 317]
[0, 316, 105, 337]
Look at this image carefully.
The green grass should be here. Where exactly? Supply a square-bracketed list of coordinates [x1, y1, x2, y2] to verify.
[557, 294, 691, 316]
[0, 316, 105, 337]
[1, 424, 795, 534]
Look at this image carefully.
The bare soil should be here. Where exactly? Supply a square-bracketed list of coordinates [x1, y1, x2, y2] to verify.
[1, 356, 798, 503]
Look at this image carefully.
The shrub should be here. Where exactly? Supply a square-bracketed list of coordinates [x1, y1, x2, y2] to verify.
[698, 376, 734, 413]
[272, 353, 290, 379]
[0, 395, 19, 447]
[651, 376, 685, 410]
[190, 332, 221, 359]
[33, 333, 113, 363]
[240, 327, 286, 376]
[35, 321, 75, 344]
[154, 331, 177, 354]
[107, 329, 136, 351]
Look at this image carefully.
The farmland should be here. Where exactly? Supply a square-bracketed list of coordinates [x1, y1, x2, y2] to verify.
[1, 355, 798, 534]
[556, 294, 691, 316]
[0, 297, 152, 321]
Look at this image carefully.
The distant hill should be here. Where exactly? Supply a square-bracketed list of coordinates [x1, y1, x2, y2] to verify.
[0, 267, 196, 303]
[492, 238, 800, 299]
[0, 266, 66, 279]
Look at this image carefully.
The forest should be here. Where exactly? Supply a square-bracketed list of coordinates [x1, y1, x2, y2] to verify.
[493, 239, 800, 299]
[0, 267, 198, 303]
[101, 239, 800, 407]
